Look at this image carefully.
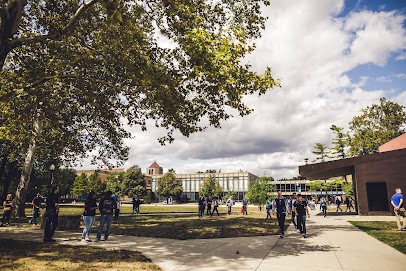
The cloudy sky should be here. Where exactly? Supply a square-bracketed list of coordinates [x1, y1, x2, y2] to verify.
[78, 0, 406, 180]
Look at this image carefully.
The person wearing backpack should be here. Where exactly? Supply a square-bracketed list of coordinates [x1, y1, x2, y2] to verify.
[81, 191, 97, 243]
[96, 191, 116, 241]
[289, 193, 298, 230]
[320, 196, 327, 217]
[265, 197, 272, 220]
[272, 190, 290, 238]
[211, 198, 220, 216]
[206, 196, 212, 216]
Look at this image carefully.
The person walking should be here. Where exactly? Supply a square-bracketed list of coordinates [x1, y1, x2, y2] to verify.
[391, 188, 406, 231]
[198, 195, 204, 218]
[1, 194, 13, 227]
[345, 197, 353, 212]
[114, 198, 121, 223]
[294, 194, 310, 238]
[81, 191, 98, 243]
[335, 197, 343, 212]
[96, 191, 116, 241]
[320, 197, 327, 217]
[29, 193, 43, 225]
[289, 193, 298, 230]
[241, 196, 248, 215]
[43, 187, 60, 242]
[265, 197, 272, 220]
[226, 196, 233, 215]
[272, 190, 289, 238]
[206, 196, 212, 216]
[133, 197, 141, 215]
[211, 198, 220, 216]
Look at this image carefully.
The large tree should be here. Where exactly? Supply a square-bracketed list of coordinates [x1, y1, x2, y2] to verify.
[156, 172, 183, 204]
[87, 170, 106, 195]
[348, 97, 406, 156]
[71, 173, 89, 197]
[1, 0, 279, 216]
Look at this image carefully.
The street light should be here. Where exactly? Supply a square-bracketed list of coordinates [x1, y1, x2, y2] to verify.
[50, 164, 55, 186]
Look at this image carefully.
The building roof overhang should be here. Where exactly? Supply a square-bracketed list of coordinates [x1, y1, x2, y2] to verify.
[299, 148, 406, 180]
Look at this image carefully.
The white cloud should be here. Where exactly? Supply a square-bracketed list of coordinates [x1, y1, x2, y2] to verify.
[76, 0, 406, 180]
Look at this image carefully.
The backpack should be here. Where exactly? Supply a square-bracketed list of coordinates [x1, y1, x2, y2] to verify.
[101, 197, 115, 215]
[275, 198, 286, 213]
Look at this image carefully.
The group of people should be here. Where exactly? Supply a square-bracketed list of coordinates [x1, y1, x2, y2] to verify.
[270, 191, 310, 238]
[197, 195, 220, 217]
[334, 196, 355, 212]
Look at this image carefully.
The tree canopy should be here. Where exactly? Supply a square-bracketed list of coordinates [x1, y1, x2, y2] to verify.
[199, 175, 223, 199]
[1, 0, 279, 217]
[156, 172, 183, 203]
[312, 143, 329, 163]
[121, 166, 146, 198]
[348, 97, 406, 156]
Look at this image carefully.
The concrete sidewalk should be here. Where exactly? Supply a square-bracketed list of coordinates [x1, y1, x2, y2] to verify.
[1, 209, 405, 271]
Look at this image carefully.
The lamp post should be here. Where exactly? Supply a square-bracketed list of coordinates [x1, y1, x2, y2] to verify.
[50, 164, 55, 186]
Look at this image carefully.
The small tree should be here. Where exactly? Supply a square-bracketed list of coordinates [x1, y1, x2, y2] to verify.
[312, 143, 330, 163]
[156, 172, 183, 204]
[72, 173, 89, 198]
[87, 171, 106, 196]
[330, 125, 348, 159]
[246, 176, 275, 211]
[199, 175, 223, 199]
[121, 166, 146, 198]
[223, 189, 238, 202]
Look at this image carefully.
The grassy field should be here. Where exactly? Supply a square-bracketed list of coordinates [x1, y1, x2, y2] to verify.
[19, 204, 260, 216]
[349, 221, 406, 254]
[0, 239, 161, 271]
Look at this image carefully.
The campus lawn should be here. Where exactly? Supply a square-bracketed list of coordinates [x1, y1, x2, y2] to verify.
[0, 239, 161, 271]
[349, 221, 406, 254]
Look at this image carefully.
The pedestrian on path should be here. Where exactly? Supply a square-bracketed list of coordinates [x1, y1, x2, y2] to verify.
[114, 198, 121, 223]
[391, 188, 406, 231]
[96, 191, 116, 241]
[206, 196, 212, 216]
[242, 196, 248, 215]
[320, 197, 327, 217]
[211, 198, 219, 216]
[289, 193, 297, 230]
[272, 190, 289, 238]
[81, 191, 97, 243]
[1, 194, 13, 227]
[29, 193, 43, 225]
[265, 197, 272, 220]
[345, 197, 354, 212]
[133, 197, 141, 215]
[198, 195, 204, 218]
[294, 194, 310, 238]
[336, 197, 343, 212]
[226, 196, 233, 215]
[43, 187, 59, 242]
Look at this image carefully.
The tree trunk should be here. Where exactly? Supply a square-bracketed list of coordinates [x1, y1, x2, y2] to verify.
[0, 152, 9, 200]
[13, 119, 42, 217]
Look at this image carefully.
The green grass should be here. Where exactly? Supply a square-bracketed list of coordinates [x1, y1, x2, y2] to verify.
[0, 239, 161, 271]
[349, 221, 406, 254]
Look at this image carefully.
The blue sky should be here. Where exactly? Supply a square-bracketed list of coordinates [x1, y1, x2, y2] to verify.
[78, 0, 406, 180]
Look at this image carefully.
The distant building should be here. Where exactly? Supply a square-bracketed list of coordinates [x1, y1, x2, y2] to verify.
[75, 168, 124, 182]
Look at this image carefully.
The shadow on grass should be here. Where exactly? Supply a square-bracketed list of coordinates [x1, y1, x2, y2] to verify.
[0, 239, 161, 270]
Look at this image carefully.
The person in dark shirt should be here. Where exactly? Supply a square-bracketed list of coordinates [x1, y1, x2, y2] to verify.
[198, 195, 204, 218]
[96, 191, 116, 241]
[81, 191, 97, 243]
[43, 187, 59, 242]
[242, 196, 248, 215]
[133, 197, 141, 215]
[294, 194, 310, 238]
[206, 196, 212, 216]
[29, 193, 42, 225]
[1, 194, 13, 227]
[336, 197, 343, 212]
[272, 191, 289, 238]
[211, 198, 220, 216]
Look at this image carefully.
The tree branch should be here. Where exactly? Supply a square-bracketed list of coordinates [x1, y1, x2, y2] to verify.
[11, 0, 100, 48]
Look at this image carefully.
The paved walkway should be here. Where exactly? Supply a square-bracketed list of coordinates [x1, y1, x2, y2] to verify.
[1, 209, 405, 271]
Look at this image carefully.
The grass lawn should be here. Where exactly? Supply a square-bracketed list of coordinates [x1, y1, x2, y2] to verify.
[0, 239, 161, 271]
[9, 211, 289, 240]
[21, 204, 259, 216]
[349, 221, 406, 254]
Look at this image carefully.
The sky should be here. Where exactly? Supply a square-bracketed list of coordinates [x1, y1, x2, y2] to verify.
[77, 0, 406, 180]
